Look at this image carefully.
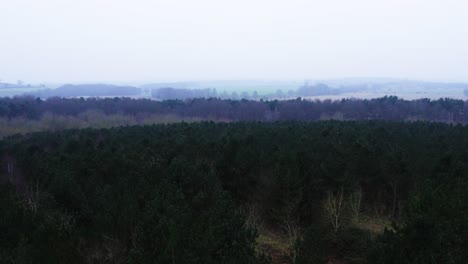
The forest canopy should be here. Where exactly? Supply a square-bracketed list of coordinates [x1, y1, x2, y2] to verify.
[1, 121, 468, 263]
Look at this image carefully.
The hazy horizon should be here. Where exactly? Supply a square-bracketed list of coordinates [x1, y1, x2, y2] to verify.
[2, 0, 468, 83]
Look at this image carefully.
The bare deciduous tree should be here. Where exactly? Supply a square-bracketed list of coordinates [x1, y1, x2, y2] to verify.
[242, 204, 264, 232]
[25, 179, 41, 216]
[323, 188, 345, 233]
[349, 187, 362, 225]
[281, 214, 299, 263]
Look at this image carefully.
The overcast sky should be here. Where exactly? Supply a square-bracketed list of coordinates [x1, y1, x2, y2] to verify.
[1, 0, 468, 83]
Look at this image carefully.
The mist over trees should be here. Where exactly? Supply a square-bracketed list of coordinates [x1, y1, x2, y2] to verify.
[2, 79, 467, 100]
[152, 87, 219, 100]
[146, 80, 468, 100]
[149, 83, 344, 100]
[0, 81, 44, 89]
[27, 84, 141, 98]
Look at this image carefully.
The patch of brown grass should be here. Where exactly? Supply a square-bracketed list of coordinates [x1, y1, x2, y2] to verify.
[256, 230, 291, 264]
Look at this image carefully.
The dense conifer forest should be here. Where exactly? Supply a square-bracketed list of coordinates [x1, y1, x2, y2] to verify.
[1, 120, 467, 263]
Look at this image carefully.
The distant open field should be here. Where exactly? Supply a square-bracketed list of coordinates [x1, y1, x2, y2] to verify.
[1, 80, 467, 101]
[302, 91, 467, 101]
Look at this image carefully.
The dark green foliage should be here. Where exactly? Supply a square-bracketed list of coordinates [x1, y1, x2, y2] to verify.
[129, 182, 258, 264]
[294, 225, 332, 264]
[129, 160, 258, 264]
[0, 184, 80, 264]
[1, 120, 468, 263]
[0, 184, 30, 264]
[368, 157, 468, 264]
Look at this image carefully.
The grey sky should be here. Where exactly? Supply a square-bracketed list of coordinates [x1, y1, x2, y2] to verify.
[1, 0, 468, 83]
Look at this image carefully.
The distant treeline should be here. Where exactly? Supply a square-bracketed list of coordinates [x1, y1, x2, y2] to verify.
[152, 87, 220, 100]
[1, 96, 468, 123]
[151, 83, 350, 100]
[0, 82, 44, 89]
[18, 81, 468, 100]
[27, 84, 141, 98]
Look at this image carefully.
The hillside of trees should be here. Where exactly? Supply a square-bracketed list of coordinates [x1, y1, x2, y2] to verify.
[27, 84, 141, 98]
[150, 83, 345, 100]
[1, 121, 467, 263]
[152, 87, 220, 100]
